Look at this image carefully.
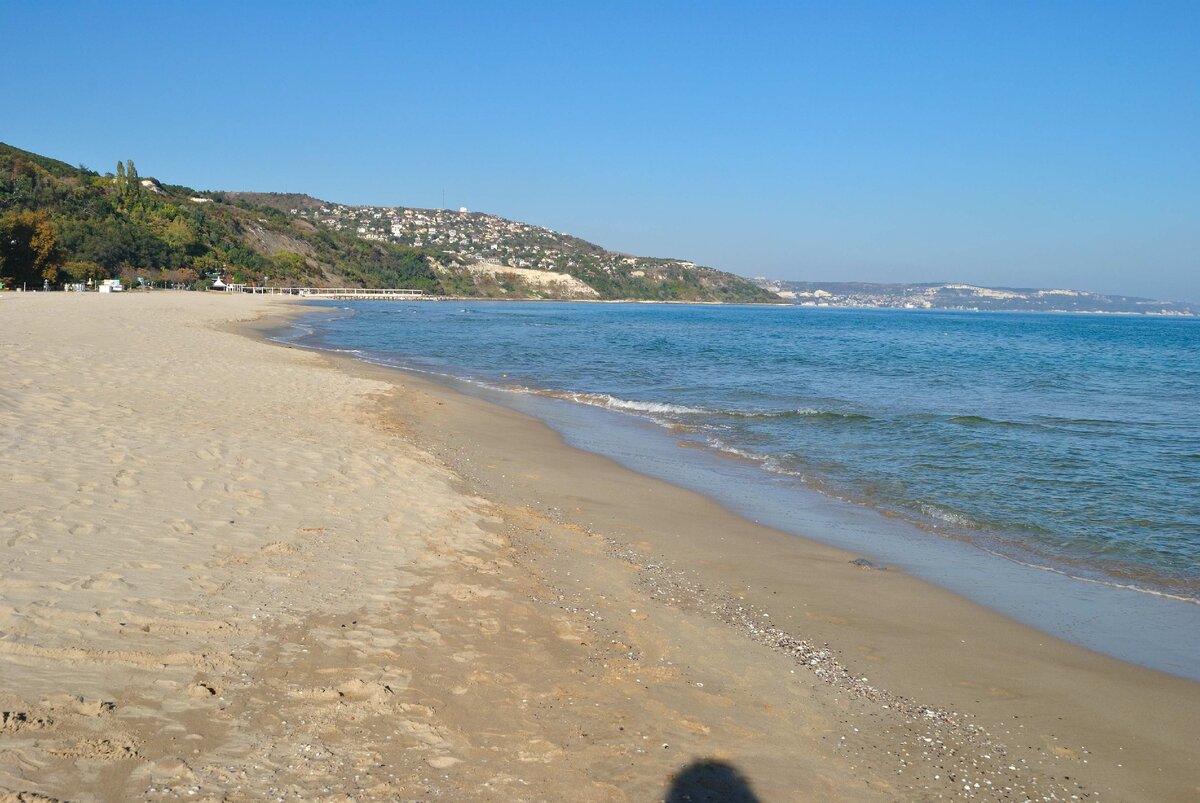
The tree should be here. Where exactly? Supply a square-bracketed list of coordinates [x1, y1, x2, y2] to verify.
[272, 250, 306, 279]
[120, 159, 139, 197]
[116, 161, 129, 199]
[163, 267, 198, 287]
[0, 210, 62, 287]
[162, 215, 197, 252]
[59, 260, 107, 284]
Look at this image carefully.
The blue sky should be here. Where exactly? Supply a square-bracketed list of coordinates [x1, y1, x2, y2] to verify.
[3, 1, 1197, 301]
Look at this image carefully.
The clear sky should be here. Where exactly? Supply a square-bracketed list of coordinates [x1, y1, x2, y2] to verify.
[3, 1, 1198, 301]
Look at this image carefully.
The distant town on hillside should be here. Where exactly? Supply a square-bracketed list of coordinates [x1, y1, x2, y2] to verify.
[753, 279, 1198, 316]
[226, 193, 773, 302]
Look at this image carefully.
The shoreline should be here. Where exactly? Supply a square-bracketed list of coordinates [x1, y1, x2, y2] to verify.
[2, 293, 1197, 801]
[279, 300, 1200, 678]
[254, 299, 1200, 795]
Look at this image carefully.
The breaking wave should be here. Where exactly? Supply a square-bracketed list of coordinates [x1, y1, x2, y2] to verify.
[534, 390, 709, 416]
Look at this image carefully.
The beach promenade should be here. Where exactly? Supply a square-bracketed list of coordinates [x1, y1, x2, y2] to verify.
[1, 293, 1197, 801]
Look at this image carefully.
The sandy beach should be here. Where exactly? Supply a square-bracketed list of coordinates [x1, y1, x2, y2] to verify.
[1, 292, 1198, 802]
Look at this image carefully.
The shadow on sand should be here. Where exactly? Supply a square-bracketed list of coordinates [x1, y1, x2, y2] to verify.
[664, 759, 761, 802]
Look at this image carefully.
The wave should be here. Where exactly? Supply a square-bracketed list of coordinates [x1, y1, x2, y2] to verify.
[725, 408, 872, 422]
[1033, 415, 1125, 426]
[976, 546, 1200, 606]
[947, 414, 1040, 429]
[918, 502, 980, 529]
[950, 414, 1010, 426]
[529, 390, 873, 423]
[535, 391, 709, 416]
[702, 434, 771, 464]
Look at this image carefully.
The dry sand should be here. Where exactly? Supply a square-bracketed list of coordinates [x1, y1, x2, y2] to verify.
[0, 292, 1197, 802]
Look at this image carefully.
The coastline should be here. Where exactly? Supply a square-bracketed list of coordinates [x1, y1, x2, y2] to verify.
[257, 301, 1200, 795]
[1, 293, 1197, 801]
[278, 299, 1200, 671]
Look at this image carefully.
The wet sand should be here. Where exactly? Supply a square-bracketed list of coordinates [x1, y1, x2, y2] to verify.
[1, 292, 1197, 801]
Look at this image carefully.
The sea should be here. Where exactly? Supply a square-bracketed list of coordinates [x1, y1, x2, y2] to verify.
[279, 301, 1200, 679]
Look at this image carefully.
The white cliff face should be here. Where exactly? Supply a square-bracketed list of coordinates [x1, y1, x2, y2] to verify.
[937, 284, 1023, 300]
[465, 262, 599, 297]
[1034, 289, 1086, 297]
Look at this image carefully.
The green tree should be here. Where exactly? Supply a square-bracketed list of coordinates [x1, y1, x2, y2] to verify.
[272, 250, 306, 280]
[0, 210, 62, 287]
[162, 215, 197, 251]
[125, 159, 139, 196]
[59, 260, 107, 284]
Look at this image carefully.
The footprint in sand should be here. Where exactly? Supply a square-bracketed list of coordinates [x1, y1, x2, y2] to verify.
[5, 531, 38, 547]
[194, 446, 224, 462]
[78, 572, 131, 592]
[112, 470, 137, 489]
[189, 576, 222, 593]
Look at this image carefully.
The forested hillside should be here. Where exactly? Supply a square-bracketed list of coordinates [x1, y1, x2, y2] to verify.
[1, 142, 775, 302]
[0, 143, 450, 292]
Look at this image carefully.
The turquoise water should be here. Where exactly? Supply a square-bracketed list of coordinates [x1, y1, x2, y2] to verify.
[293, 301, 1200, 603]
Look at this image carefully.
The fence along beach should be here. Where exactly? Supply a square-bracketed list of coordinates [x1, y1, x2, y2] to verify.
[1, 291, 1197, 801]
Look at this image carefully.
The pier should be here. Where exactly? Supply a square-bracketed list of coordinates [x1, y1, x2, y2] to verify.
[225, 285, 436, 300]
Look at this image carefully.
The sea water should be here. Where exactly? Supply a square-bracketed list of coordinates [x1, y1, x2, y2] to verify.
[282, 301, 1200, 676]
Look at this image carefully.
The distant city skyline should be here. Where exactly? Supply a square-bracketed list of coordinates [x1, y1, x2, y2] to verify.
[5, 1, 1197, 302]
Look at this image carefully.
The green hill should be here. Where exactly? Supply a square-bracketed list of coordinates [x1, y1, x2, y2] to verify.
[0, 142, 446, 292]
[231, 193, 778, 303]
[1, 142, 776, 302]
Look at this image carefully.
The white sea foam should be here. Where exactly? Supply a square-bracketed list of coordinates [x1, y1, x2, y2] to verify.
[919, 503, 978, 529]
[542, 391, 708, 416]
